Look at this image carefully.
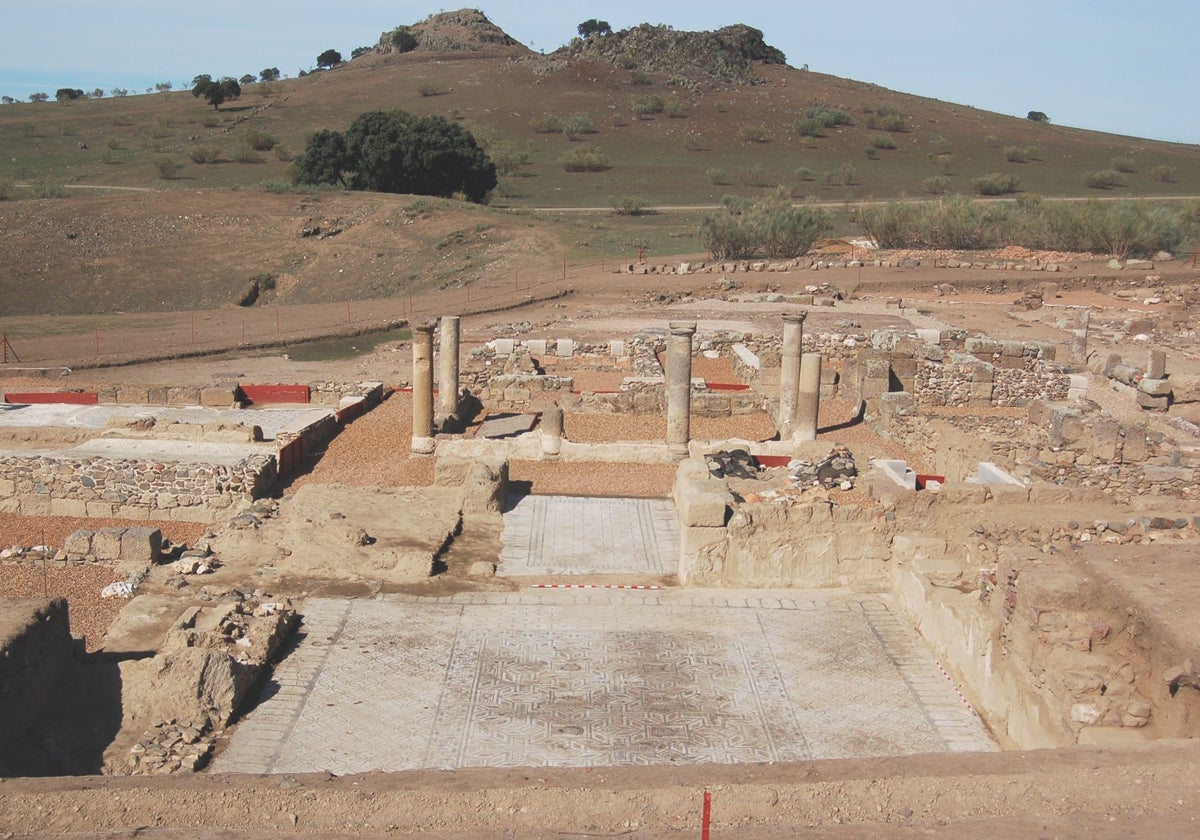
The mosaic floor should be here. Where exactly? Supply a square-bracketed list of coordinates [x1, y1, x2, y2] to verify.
[212, 590, 996, 775]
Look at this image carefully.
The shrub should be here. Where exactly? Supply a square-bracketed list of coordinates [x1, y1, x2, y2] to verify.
[1151, 165, 1176, 183]
[610, 195, 653, 216]
[629, 70, 652, 86]
[105, 137, 123, 150]
[31, 176, 66, 198]
[984, 134, 1002, 148]
[563, 114, 597, 140]
[923, 175, 951, 195]
[1003, 145, 1029, 163]
[740, 124, 768, 143]
[530, 114, 562, 133]
[866, 112, 907, 132]
[864, 147, 877, 160]
[794, 117, 825, 138]
[243, 129, 276, 151]
[155, 159, 183, 180]
[418, 82, 446, 97]
[714, 101, 727, 113]
[869, 133, 896, 150]
[559, 144, 610, 172]
[1084, 169, 1126, 189]
[274, 145, 294, 162]
[102, 151, 121, 165]
[629, 94, 664, 119]
[150, 120, 173, 139]
[706, 168, 729, 185]
[235, 148, 265, 164]
[738, 165, 772, 187]
[804, 106, 852, 127]
[1025, 145, 1043, 161]
[188, 145, 220, 164]
[665, 97, 688, 118]
[972, 173, 1020, 195]
[1111, 156, 1136, 173]
[262, 180, 292, 194]
[699, 187, 832, 259]
[793, 167, 814, 182]
[684, 133, 708, 151]
[822, 163, 858, 186]
[1027, 111, 1050, 123]
[112, 113, 133, 127]
[930, 152, 953, 173]
[200, 113, 220, 128]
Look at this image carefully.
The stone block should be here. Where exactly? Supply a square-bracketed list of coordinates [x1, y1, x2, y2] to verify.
[493, 338, 516, 356]
[1142, 466, 1193, 484]
[50, 498, 89, 518]
[115, 505, 150, 521]
[119, 527, 162, 562]
[1136, 391, 1169, 411]
[915, 329, 941, 345]
[977, 462, 1022, 486]
[989, 484, 1031, 504]
[116, 386, 150, 404]
[556, 339, 574, 358]
[525, 339, 547, 356]
[878, 392, 914, 417]
[0, 478, 14, 497]
[1122, 432, 1148, 464]
[939, 482, 987, 504]
[19, 495, 51, 516]
[85, 501, 115, 518]
[1030, 483, 1074, 504]
[892, 534, 948, 566]
[63, 529, 94, 556]
[92, 528, 124, 561]
[166, 387, 201, 406]
[609, 339, 626, 357]
[1146, 349, 1167, 379]
[674, 482, 731, 528]
[873, 459, 916, 490]
[1138, 378, 1172, 397]
[680, 525, 726, 556]
[200, 387, 234, 408]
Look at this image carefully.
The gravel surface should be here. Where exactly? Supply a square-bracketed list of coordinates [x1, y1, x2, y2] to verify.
[0, 561, 123, 652]
[564, 411, 777, 443]
[508, 460, 676, 498]
[0, 514, 207, 551]
[289, 393, 435, 490]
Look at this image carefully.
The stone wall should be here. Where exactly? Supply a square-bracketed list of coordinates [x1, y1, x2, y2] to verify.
[915, 356, 1071, 408]
[0, 452, 276, 522]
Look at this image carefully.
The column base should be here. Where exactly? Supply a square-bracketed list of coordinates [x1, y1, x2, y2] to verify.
[410, 436, 436, 456]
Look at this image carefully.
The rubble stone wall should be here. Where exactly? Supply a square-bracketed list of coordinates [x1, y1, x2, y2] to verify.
[0, 453, 276, 522]
[915, 358, 1071, 408]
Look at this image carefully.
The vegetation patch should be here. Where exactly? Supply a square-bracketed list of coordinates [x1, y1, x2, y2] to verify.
[700, 187, 831, 259]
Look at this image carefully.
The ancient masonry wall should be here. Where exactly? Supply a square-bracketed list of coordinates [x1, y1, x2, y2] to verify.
[882, 407, 1200, 502]
[0, 597, 72, 773]
[0, 453, 277, 522]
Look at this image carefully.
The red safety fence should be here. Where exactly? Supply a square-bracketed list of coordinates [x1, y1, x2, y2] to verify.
[239, 384, 311, 405]
[3, 391, 98, 405]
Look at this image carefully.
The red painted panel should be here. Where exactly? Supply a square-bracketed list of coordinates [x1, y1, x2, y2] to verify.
[706, 383, 751, 392]
[4, 391, 98, 405]
[239, 384, 310, 405]
[916, 474, 946, 490]
[753, 455, 792, 469]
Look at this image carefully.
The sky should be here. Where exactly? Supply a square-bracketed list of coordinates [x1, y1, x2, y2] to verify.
[1, 1, 1196, 144]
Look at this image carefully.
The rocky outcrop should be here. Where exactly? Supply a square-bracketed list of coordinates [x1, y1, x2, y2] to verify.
[376, 9, 524, 55]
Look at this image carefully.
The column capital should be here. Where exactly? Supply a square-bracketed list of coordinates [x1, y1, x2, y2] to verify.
[412, 319, 436, 336]
[782, 310, 808, 325]
[668, 320, 697, 336]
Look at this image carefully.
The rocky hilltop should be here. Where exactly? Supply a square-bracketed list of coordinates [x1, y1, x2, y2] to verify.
[560, 22, 788, 88]
[375, 8, 525, 55]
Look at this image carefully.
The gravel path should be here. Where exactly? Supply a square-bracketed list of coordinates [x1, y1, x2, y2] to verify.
[1, 563, 124, 651]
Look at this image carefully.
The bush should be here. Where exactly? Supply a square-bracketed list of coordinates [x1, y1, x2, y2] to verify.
[665, 97, 688, 118]
[794, 118, 825, 138]
[1151, 165, 1176, 183]
[261, 180, 292, 194]
[31, 176, 66, 198]
[868, 133, 896, 150]
[1003, 145, 1029, 163]
[793, 167, 814, 182]
[530, 114, 563, 134]
[740, 124, 768, 143]
[1111, 156, 1136, 173]
[865, 112, 907, 132]
[559, 144, 611, 172]
[738, 165, 772, 187]
[930, 152, 953, 173]
[610, 195, 653, 216]
[105, 137, 123, 150]
[563, 114, 597, 140]
[150, 120, 174, 139]
[155, 159, 183, 180]
[112, 113, 133, 127]
[274, 145, 294, 162]
[243, 129, 276, 151]
[418, 82, 446, 97]
[629, 70, 652, 86]
[715, 101, 727, 113]
[200, 113, 220, 128]
[822, 163, 858, 187]
[923, 175, 951, 195]
[706, 168, 729, 185]
[684, 133, 708, 151]
[188, 145, 220, 164]
[972, 173, 1020, 195]
[864, 147, 877, 160]
[804, 106, 853, 127]
[699, 187, 832, 259]
[630, 94, 664, 119]
[984, 134, 1002, 148]
[1084, 169, 1126, 189]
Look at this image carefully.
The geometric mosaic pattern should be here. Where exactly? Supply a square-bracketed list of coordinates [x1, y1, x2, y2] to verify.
[498, 495, 679, 576]
[212, 591, 995, 775]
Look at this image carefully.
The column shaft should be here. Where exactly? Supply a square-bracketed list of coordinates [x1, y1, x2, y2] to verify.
[666, 321, 697, 457]
[411, 321, 436, 455]
[778, 311, 807, 438]
[438, 315, 461, 422]
[796, 352, 822, 442]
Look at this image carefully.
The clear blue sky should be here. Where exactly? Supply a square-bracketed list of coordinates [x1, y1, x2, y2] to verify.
[1, 1, 1195, 144]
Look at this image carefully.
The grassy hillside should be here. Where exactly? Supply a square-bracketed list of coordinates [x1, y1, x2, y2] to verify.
[0, 10, 1197, 318]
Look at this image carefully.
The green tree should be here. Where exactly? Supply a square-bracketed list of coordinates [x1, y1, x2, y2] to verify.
[192, 76, 241, 110]
[1, 96, 14, 105]
[577, 19, 612, 38]
[391, 29, 418, 52]
[259, 67, 280, 82]
[316, 49, 343, 69]
[1026, 111, 1050, 123]
[294, 110, 497, 203]
[351, 46, 373, 59]
[55, 88, 84, 101]
[239, 74, 256, 86]
[700, 188, 831, 259]
[29, 92, 49, 102]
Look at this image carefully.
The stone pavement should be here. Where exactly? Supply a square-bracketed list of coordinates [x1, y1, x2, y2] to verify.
[498, 495, 679, 576]
[212, 590, 995, 776]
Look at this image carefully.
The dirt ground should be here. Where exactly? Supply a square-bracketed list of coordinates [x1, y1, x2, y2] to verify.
[4, 255, 1200, 837]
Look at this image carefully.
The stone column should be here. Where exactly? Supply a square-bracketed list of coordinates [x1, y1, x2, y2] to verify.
[778, 311, 807, 438]
[666, 321, 697, 458]
[795, 352, 822, 442]
[411, 320, 436, 455]
[437, 315, 460, 424]
[1068, 307, 1090, 369]
[540, 404, 563, 459]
